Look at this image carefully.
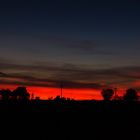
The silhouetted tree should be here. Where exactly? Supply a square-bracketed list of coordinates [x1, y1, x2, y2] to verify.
[35, 96, 40, 100]
[101, 89, 114, 101]
[12, 87, 30, 100]
[54, 95, 61, 101]
[54, 95, 67, 102]
[0, 89, 12, 100]
[123, 88, 139, 101]
[48, 97, 53, 100]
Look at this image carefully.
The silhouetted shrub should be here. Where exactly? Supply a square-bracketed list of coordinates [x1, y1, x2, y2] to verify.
[101, 89, 114, 101]
[123, 88, 139, 101]
[0, 89, 12, 100]
[54, 95, 61, 101]
[12, 87, 30, 100]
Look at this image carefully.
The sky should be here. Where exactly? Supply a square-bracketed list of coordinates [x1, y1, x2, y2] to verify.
[0, 0, 140, 100]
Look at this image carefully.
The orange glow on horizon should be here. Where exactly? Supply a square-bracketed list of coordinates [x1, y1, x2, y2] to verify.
[0, 84, 127, 100]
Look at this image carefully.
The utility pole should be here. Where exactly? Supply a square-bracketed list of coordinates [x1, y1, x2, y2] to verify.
[114, 88, 118, 99]
[60, 82, 63, 98]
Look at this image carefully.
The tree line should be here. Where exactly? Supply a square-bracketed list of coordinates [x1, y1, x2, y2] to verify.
[0, 87, 30, 101]
[0, 86, 139, 101]
[101, 88, 139, 101]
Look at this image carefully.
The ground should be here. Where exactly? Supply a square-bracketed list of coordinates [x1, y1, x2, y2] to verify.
[0, 100, 140, 140]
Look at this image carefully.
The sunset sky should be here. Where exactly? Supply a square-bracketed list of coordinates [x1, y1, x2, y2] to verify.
[0, 0, 140, 100]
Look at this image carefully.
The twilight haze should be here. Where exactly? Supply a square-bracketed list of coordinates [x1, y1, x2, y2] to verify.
[0, 0, 140, 100]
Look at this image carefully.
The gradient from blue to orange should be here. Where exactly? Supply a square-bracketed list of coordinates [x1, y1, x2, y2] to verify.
[0, 0, 140, 100]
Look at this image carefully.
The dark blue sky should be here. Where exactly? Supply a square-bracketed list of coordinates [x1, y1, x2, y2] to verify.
[0, 0, 140, 91]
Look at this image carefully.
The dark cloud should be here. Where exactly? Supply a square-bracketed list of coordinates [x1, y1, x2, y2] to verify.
[0, 35, 115, 55]
[45, 36, 116, 55]
[0, 72, 8, 77]
[0, 71, 104, 89]
[0, 60, 140, 89]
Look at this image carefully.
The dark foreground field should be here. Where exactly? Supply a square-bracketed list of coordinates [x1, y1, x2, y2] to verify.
[0, 100, 140, 140]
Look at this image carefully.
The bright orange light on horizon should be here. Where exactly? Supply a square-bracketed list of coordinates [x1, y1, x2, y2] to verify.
[0, 84, 126, 100]
[0, 84, 103, 100]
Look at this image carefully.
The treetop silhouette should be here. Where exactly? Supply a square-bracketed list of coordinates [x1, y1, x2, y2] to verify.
[101, 89, 114, 101]
[12, 87, 30, 100]
[123, 88, 139, 101]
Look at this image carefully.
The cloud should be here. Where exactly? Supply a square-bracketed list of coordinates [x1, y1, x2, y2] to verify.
[0, 60, 108, 89]
[0, 72, 8, 76]
[45, 36, 116, 55]
[0, 59, 140, 90]
[0, 34, 112, 55]
[0, 71, 104, 89]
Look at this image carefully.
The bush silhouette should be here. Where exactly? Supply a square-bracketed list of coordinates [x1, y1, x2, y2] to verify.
[12, 87, 30, 100]
[123, 88, 139, 101]
[0, 89, 12, 100]
[101, 89, 114, 101]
